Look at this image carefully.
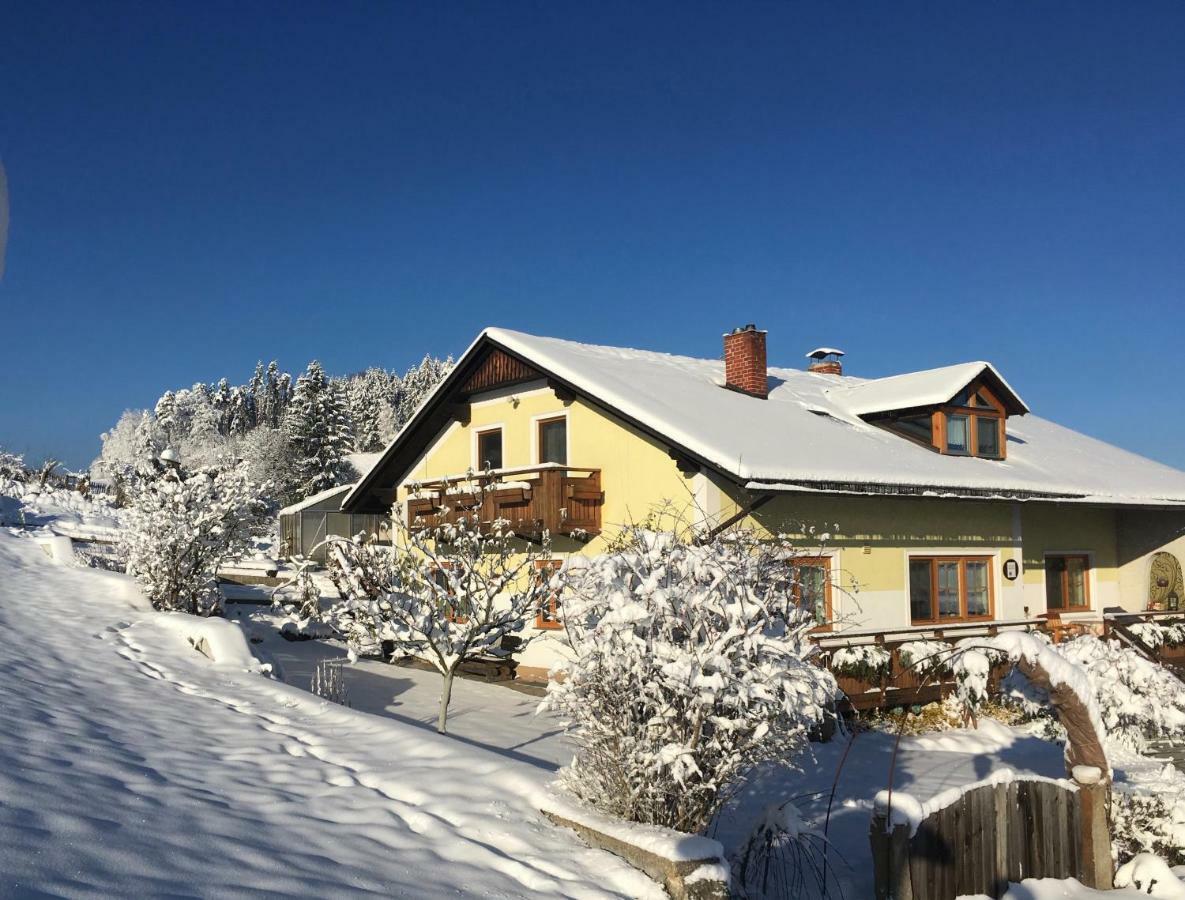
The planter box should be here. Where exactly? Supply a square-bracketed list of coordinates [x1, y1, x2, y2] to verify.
[540, 795, 730, 900]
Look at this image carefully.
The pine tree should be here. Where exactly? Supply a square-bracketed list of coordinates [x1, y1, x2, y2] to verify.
[154, 391, 179, 443]
[284, 360, 353, 500]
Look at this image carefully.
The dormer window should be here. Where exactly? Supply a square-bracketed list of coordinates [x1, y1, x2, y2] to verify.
[939, 384, 1004, 459]
[873, 379, 1011, 459]
[832, 360, 1028, 461]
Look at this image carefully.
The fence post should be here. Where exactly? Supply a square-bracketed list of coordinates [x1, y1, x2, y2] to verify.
[1074, 767, 1113, 890]
[870, 809, 913, 900]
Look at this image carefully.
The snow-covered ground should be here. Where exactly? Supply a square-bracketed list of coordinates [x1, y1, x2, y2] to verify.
[233, 607, 1077, 898]
[0, 531, 662, 898]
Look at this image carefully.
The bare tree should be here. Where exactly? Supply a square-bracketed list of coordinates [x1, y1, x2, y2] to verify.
[326, 491, 554, 733]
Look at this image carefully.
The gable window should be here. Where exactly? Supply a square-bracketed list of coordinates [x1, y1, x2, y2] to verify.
[909, 556, 994, 623]
[535, 559, 563, 629]
[1046, 554, 1090, 611]
[537, 416, 567, 466]
[476, 428, 503, 471]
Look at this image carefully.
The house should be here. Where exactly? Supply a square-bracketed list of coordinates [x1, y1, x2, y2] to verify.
[343, 325, 1185, 683]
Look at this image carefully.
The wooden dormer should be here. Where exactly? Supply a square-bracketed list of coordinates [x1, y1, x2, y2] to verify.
[871, 378, 1013, 459]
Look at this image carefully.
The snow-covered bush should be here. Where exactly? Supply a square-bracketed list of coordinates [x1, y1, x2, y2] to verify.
[271, 559, 333, 639]
[1112, 790, 1185, 868]
[123, 466, 267, 616]
[310, 659, 350, 707]
[828, 644, 892, 684]
[326, 511, 553, 733]
[1114, 851, 1185, 897]
[734, 801, 842, 899]
[1132, 620, 1185, 650]
[897, 639, 954, 681]
[542, 525, 838, 835]
[1035, 635, 1185, 752]
[951, 631, 1107, 776]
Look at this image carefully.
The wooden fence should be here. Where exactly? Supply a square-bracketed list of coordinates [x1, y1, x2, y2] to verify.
[871, 775, 1088, 900]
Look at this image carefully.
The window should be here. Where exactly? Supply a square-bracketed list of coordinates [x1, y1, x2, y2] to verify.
[790, 557, 832, 628]
[892, 415, 933, 444]
[535, 559, 563, 629]
[1046, 555, 1090, 611]
[909, 556, 994, 623]
[942, 382, 1005, 459]
[476, 428, 503, 471]
[976, 417, 1001, 458]
[537, 417, 567, 466]
[945, 415, 970, 455]
[432, 564, 468, 623]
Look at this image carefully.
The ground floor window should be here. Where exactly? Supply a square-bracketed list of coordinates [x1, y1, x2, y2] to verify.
[909, 556, 993, 623]
[1045, 554, 1090, 611]
[535, 559, 564, 629]
[789, 557, 832, 628]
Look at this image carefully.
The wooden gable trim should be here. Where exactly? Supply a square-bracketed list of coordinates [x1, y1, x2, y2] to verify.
[460, 348, 542, 396]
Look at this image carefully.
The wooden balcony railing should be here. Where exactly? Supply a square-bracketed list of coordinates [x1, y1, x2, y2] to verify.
[812, 619, 1045, 711]
[404, 465, 603, 541]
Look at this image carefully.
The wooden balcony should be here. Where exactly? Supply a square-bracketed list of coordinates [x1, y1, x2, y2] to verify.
[404, 464, 603, 541]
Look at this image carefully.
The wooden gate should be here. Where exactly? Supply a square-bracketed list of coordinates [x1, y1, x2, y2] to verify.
[871, 775, 1082, 900]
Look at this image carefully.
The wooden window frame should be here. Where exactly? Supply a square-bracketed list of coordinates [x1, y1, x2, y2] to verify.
[475, 427, 504, 472]
[1044, 553, 1092, 612]
[432, 562, 469, 624]
[534, 559, 564, 630]
[535, 415, 569, 467]
[908, 555, 996, 625]
[931, 382, 1007, 460]
[790, 556, 833, 632]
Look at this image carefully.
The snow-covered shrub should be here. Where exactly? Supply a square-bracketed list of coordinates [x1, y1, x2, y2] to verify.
[1114, 851, 1185, 897]
[0, 448, 27, 482]
[326, 511, 553, 733]
[951, 631, 1107, 776]
[123, 466, 267, 616]
[734, 801, 843, 899]
[1132, 620, 1185, 650]
[1112, 789, 1185, 868]
[310, 659, 350, 707]
[828, 644, 892, 684]
[1055, 635, 1185, 752]
[271, 559, 333, 638]
[542, 525, 838, 835]
[897, 639, 954, 681]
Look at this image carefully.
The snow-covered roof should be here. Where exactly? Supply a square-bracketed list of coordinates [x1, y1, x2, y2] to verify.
[279, 484, 353, 516]
[827, 361, 1028, 417]
[347, 328, 1185, 508]
[347, 452, 382, 477]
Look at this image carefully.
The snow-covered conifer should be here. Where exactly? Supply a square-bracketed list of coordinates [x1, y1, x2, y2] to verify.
[284, 361, 353, 501]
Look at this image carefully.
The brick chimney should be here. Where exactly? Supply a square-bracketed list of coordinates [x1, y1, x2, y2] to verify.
[723, 324, 768, 398]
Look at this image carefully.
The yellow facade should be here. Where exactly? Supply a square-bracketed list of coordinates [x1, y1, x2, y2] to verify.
[393, 378, 1185, 674]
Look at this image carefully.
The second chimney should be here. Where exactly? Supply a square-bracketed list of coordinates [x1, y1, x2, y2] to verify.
[723, 324, 768, 398]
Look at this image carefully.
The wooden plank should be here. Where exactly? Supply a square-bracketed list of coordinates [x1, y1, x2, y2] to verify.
[994, 783, 1009, 898]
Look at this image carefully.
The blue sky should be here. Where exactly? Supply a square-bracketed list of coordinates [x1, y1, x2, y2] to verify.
[1, 2, 1183, 470]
